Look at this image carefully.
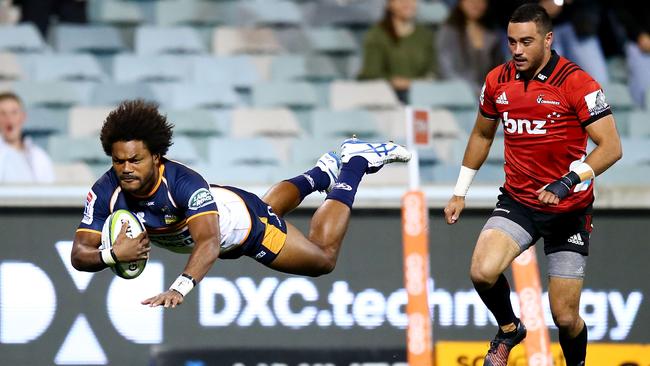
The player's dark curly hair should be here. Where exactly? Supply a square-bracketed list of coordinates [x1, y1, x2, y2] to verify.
[100, 99, 174, 156]
[510, 3, 552, 35]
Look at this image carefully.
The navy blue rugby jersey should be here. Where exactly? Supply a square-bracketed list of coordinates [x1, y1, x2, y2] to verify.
[77, 159, 219, 253]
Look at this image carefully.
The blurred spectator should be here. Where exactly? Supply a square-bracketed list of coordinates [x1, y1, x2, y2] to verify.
[539, 0, 609, 83]
[614, 1, 650, 107]
[437, 0, 504, 93]
[0, 92, 55, 183]
[16, 0, 87, 37]
[0, 1, 19, 24]
[358, 0, 437, 103]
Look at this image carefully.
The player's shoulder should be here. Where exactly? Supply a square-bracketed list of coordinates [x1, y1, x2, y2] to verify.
[163, 159, 209, 185]
[548, 56, 594, 89]
[485, 60, 515, 85]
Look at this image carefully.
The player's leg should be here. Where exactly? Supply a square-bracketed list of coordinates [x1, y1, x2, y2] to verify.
[267, 138, 411, 276]
[548, 271, 587, 366]
[263, 152, 340, 217]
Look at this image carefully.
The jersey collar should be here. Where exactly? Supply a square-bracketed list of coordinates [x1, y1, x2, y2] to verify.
[515, 50, 560, 83]
[132, 163, 165, 199]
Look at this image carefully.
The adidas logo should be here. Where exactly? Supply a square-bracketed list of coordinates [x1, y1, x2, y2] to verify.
[567, 233, 584, 246]
[496, 92, 509, 104]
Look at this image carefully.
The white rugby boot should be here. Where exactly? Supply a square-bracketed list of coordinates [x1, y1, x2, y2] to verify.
[340, 137, 411, 174]
[316, 151, 341, 193]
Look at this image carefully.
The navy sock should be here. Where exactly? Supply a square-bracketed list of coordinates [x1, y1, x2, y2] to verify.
[326, 156, 367, 209]
[559, 323, 587, 366]
[285, 167, 331, 201]
[475, 274, 517, 327]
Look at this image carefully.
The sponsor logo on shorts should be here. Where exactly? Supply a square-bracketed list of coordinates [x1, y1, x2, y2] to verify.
[188, 188, 215, 210]
[567, 233, 584, 246]
[333, 183, 352, 191]
[82, 190, 96, 225]
[255, 251, 266, 259]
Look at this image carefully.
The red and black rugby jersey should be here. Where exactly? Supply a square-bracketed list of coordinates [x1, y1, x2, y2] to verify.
[479, 51, 612, 213]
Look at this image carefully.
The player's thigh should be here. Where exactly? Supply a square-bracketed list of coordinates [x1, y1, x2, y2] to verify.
[266, 221, 330, 276]
[471, 228, 522, 280]
[548, 275, 583, 319]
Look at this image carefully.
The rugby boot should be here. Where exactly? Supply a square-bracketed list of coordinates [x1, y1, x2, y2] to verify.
[316, 151, 341, 193]
[339, 137, 411, 174]
[484, 320, 527, 366]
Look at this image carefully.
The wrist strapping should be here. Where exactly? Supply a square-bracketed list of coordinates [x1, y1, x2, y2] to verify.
[571, 162, 595, 180]
[545, 171, 582, 199]
[453, 166, 478, 197]
[169, 273, 196, 297]
[100, 248, 118, 266]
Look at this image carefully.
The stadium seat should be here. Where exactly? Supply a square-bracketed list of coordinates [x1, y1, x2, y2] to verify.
[370, 107, 407, 141]
[48, 135, 109, 165]
[164, 109, 229, 137]
[329, 80, 400, 110]
[278, 27, 357, 54]
[618, 137, 650, 165]
[602, 83, 634, 111]
[0, 24, 46, 53]
[154, 0, 224, 26]
[269, 55, 340, 81]
[301, 0, 383, 27]
[113, 54, 191, 83]
[18, 54, 107, 82]
[135, 26, 207, 55]
[429, 109, 465, 139]
[68, 107, 113, 137]
[627, 111, 650, 138]
[310, 108, 382, 139]
[597, 164, 650, 186]
[151, 83, 239, 109]
[230, 107, 303, 138]
[0, 52, 23, 80]
[167, 136, 202, 165]
[416, 2, 450, 25]
[485, 138, 505, 165]
[190, 55, 262, 89]
[235, 0, 302, 27]
[91, 82, 158, 106]
[10, 81, 91, 108]
[289, 137, 343, 167]
[212, 27, 284, 56]
[23, 107, 69, 137]
[54, 162, 97, 184]
[88, 0, 145, 25]
[252, 82, 319, 109]
[410, 80, 476, 110]
[207, 137, 282, 169]
[52, 24, 127, 54]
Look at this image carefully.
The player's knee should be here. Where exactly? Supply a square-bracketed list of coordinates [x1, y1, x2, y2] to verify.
[470, 263, 499, 289]
[309, 256, 336, 277]
[552, 312, 580, 330]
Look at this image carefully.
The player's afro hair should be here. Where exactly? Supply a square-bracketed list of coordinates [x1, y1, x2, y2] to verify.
[510, 3, 553, 35]
[100, 99, 174, 157]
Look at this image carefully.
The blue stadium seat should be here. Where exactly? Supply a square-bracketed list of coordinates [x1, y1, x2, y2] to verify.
[0, 24, 46, 53]
[164, 109, 229, 137]
[190, 56, 262, 89]
[113, 54, 191, 83]
[53, 24, 127, 54]
[151, 83, 239, 109]
[627, 111, 650, 138]
[154, 0, 224, 26]
[310, 109, 382, 139]
[167, 136, 202, 165]
[230, 107, 303, 138]
[91, 82, 158, 106]
[290, 137, 342, 167]
[88, 0, 145, 25]
[301, 0, 383, 27]
[212, 26, 284, 56]
[23, 107, 69, 136]
[0, 52, 23, 80]
[410, 80, 476, 110]
[135, 26, 207, 55]
[329, 80, 400, 110]
[19, 54, 107, 82]
[11, 81, 91, 108]
[252, 82, 319, 109]
[602, 83, 634, 111]
[208, 137, 281, 167]
[236, 0, 302, 27]
[270, 55, 340, 81]
[416, 2, 450, 25]
[48, 135, 109, 165]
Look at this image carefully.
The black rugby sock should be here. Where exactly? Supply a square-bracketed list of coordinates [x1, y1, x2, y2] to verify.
[559, 322, 587, 366]
[475, 274, 517, 328]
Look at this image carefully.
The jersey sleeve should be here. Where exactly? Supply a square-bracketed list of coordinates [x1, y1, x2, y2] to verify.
[565, 70, 612, 127]
[77, 179, 112, 234]
[478, 67, 500, 120]
[174, 167, 219, 221]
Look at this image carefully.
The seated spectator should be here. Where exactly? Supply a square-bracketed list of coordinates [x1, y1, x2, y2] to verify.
[437, 0, 504, 94]
[0, 92, 55, 183]
[358, 0, 437, 103]
[539, 0, 609, 83]
[614, 1, 650, 107]
[16, 0, 87, 37]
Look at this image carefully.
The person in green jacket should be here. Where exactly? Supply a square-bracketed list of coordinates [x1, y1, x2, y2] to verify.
[358, 0, 437, 103]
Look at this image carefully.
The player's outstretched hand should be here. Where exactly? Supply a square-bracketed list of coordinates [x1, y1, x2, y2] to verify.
[112, 224, 150, 262]
[444, 195, 465, 224]
[141, 290, 184, 308]
[536, 186, 560, 206]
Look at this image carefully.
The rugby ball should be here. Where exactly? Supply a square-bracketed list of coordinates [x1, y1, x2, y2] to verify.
[100, 209, 147, 279]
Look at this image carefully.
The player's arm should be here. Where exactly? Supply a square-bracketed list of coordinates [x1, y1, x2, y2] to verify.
[444, 112, 499, 224]
[142, 213, 220, 308]
[71, 227, 150, 272]
[538, 114, 622, 205]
